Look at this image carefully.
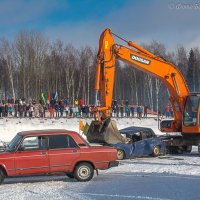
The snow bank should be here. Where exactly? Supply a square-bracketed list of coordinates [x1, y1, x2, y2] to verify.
[0, 117, 162, 142]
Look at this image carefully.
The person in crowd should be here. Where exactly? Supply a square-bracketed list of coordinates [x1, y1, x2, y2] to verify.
[60, 105, 64, 117]
[112, 100, 117, 117]
[59, 100, 64, 117]
[125, 99, 129, 106]
[65, 105, 69, 118]
[74, 98, 78, 107]
[75, 106, 79, 117]
[79, 98, 83, 107]
[26, 104, 30, 117]
[69, 106, 74, 117]
[23, 103, 27, 117]
[5, 104, 9, 117]
[64, 98, 68, 106]
[43, 104, 47, 118]
[39, 104, 44, 118]
[90, 105, 94, 118]
[19, 99, 22, 105]
[29, 103, 34, 118]
[116, 104, 119, 118]
[14, 103, 18, 117]
[125, 105, 130, 117]
[85, 105, 90, 118]
[49, 105, 55, 118]
[144, 105, 148, 118]
[130, 106, 134, 117]
[1, 104, 5, 117]
[170, 107, 173, 117]
[11, 98, 14, 104]
[120, 104, 124, 117]
[55, 102, 60, 118]
[139, 105, 143, 118]
[50, 99, 55, 108]
[0, 104, 2, 117]
[34, 104, 39, 118]
[137, 105, 143, 118]
[165, 104, 170, 118]
[8, 104, 13, 117]
[89, 105, 92, 118]
[137, 105, 140, 118]
[81, 106, 86, 118]
[18, 102, 23, 118]
[60, 99, 65, 108]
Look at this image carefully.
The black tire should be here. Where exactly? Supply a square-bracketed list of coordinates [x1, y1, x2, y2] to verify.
[0, 169, 5, 184]
[117, 149, 125, 160]
[183, 145, 192, 153]
[167, 146, 179, 154]
[152, 146, 160, 157]
[66, 173, 74, 179]
[74, 162, 94, 182]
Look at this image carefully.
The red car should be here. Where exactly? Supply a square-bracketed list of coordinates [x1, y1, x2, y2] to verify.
[0, 129, 118, 183]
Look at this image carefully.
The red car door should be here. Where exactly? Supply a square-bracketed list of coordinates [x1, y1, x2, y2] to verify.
[15, 136, 50, 175]
[47, 134, 80, 172]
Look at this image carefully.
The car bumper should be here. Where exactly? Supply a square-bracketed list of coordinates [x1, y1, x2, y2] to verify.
[108, 160, 119, 168]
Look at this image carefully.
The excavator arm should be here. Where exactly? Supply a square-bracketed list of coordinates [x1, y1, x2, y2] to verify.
[94, 28, 189, 132]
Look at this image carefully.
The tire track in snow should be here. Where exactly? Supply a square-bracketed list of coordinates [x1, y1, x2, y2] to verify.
[107, 172, 200, 180]
[75, 192, 172, 200]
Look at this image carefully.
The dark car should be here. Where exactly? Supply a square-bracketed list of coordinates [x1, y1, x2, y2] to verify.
[110, 126, 166, 160]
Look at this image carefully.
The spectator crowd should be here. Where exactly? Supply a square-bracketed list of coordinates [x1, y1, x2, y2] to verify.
[0, 98, 92, 119]
[0, 98, 172, 119]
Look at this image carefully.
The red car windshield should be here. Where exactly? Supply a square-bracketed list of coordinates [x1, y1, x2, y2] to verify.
[6, 134, 22, 152]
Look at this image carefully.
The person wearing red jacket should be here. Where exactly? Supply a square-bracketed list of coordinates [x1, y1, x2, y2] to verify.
[79, 98, 83, 107]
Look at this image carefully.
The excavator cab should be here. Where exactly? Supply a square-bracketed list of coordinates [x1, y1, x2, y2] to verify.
[183, 95, 198, 126]
[182, 94, 200, 134]
[161, 94, 200, 134]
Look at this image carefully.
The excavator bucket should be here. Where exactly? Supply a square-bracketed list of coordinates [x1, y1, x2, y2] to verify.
[87, 118, 127, 144]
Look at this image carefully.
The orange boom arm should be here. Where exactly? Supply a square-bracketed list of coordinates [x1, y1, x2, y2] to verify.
[95, 28, 189, 132]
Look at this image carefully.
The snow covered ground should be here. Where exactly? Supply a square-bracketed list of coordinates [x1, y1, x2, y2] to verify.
[0, 116, 162, 142]
[0, 117, 200, 200]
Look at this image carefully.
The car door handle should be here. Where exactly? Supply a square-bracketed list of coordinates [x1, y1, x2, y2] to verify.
[72, 150, 77, 153]
[41, 152, 47, 155]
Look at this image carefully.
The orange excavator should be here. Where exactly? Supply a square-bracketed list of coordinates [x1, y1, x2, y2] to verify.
[87, 28, 200, 153]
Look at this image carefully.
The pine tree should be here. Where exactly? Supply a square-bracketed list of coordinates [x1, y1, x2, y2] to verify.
[187, 49, 196, 92]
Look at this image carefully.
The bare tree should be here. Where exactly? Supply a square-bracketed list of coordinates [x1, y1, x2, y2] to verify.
[0, 38, 16, 100]
[176, 46, 188, 76]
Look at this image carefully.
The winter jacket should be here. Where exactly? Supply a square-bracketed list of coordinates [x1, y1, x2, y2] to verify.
[79, 98, 83, 106]
[55, 104, 59, 111]
[9, 106, 13, 113]
[74, 99, 78, 106]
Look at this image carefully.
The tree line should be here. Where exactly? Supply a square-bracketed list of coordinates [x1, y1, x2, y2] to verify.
[0, 31, 199, 112]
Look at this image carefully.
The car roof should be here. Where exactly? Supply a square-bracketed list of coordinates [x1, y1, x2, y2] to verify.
[18, 129, 77, 137]
[119, 126, 154, 135]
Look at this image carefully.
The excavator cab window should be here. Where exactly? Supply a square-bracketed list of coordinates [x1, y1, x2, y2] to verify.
[184, 95, 199, 126]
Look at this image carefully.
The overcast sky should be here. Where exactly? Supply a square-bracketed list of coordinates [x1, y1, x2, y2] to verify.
[0, 0, 200, 51]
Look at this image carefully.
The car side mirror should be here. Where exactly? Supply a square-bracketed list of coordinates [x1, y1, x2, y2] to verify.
[18, 145, 25, 152]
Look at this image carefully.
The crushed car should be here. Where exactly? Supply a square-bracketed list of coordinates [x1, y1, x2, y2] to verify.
[0, 129, 118, 184]
[110, 126, 166, 160]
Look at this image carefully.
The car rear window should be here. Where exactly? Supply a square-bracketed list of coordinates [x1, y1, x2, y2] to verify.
[141, 131, 155, 139]
[48, 135, 79, 149]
